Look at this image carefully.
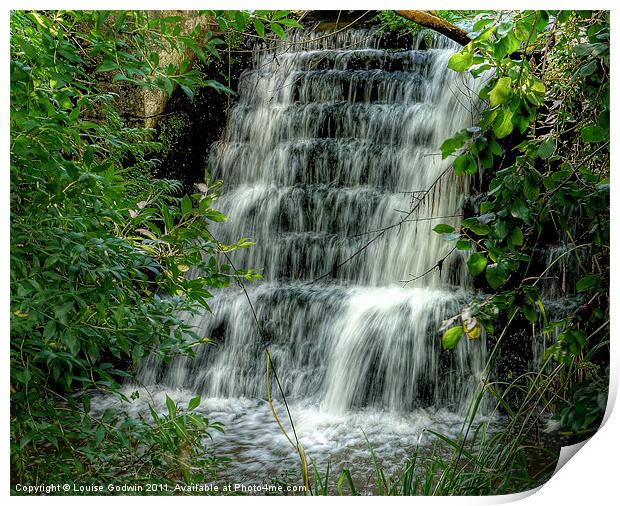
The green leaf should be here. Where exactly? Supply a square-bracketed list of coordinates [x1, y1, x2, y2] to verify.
[82, 395, 91, 414]
[581, 126, 608, 143]
[463, 215, 478, 227]
[537, 139, 556, 159]
[447, 50, 473, 72]
[494, 31, 520, 59]
[234, 11, 248, 31]
[166, 395, 176, 418]
[271, 10, 290, 20]
[55, 301, 74, 325]
[20, 369, 32, 385]
[442, 326, 464, 350]
[473, 17, 494, 31]
[63, 331, 80, 355]
[149, 51, 160, 67]
[203, 209, 228, 222]
[496, 20, 514, 37]
[433, 224, 455, 234]
[163, 77, 174, 97]
[510, 199, 530, 221]
[132, 344, 144, 364]
[68, 106, 81, 122]
[337, 469, 359, 496]
[19, 435, 33, 450]
[94, 425, 105, 446]
[468, 223, 490, 236]
[467, 252, 488, 276]
[278, 18, 301, 27]
[204, 79, 235, 95]
[28, 11, 49, 29]
[453, 154, 477, 176]
[579, 60, 598, 76]
[514, 17, 533, 39]
[456, 240, 472, 251]
[440, 129, 469, 159]
[489, 77, 512, 107]
[486, 262, 508, 289]
[188, 395, 201, 411]
[525, 77, 546, 106]
[181, 195, 192, 215]
[180, 85, 194, 100]
[253, 18, 265, 37]
[270, 22, 286, 39]
[574, 43, 607, 57]
[489, 138, 503, 156]
[491, 219, 509, 240]
[598, 109, 610, 129]
[510, 227, 524, 246]
[576, 274, 599, 292]
[493, 109, 514, 138]
[43, 320, 56, 340]
[522, 304, 538, 323]
[524, 176, 540, 200]
[96, 60, 118, 73]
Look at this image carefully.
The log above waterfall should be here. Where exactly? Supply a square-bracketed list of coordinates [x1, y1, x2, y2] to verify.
[394, 10, 471, 46]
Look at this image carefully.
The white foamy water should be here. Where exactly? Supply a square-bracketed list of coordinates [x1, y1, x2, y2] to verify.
[95, 385, 484, 491]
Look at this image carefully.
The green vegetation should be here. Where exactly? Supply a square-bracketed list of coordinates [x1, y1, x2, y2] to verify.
[436, 8, 609, 435]
[9, 9, 300, 491]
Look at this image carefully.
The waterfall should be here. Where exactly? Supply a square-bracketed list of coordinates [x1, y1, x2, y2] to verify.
[130, 26, 494, 482]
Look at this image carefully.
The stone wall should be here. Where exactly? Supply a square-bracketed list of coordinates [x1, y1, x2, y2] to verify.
[110, 10, 217, 129]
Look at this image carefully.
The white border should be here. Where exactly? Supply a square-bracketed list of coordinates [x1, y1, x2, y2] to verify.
[2, 2, 617, 504]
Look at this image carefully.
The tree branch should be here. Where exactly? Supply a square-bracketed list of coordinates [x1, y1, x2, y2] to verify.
[394, 10, 471, 46]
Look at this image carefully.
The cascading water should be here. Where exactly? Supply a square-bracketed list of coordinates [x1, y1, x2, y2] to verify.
[104, 26, 496, 486]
